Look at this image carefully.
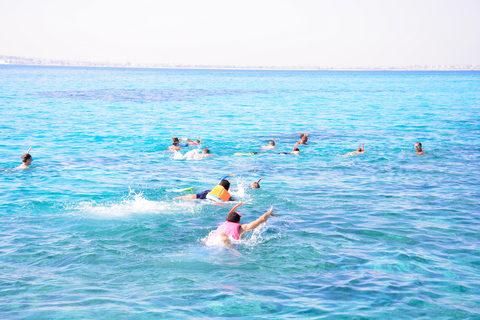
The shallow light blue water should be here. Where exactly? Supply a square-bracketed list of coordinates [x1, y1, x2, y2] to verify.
[1, 65, 479, 319]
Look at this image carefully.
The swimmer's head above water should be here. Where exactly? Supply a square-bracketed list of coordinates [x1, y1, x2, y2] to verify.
[250, 182, 260, 189]
[202, 147, 210, 155]
[21, 153, 33, 165]
[226, 210, 242, 223]
[414, 142, 424, 154]
[219, 179, 231, 191]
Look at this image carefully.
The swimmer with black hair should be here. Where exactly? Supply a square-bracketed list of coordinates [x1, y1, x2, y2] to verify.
[345, 143, 364, 156]
[174, 178, 234, 201]
[279, 142, 301, 155]
[168, 136, 183, 151]
[211, 202, 277, 251]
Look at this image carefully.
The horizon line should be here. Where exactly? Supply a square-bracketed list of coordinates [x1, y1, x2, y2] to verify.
[1, 55, 480, 71]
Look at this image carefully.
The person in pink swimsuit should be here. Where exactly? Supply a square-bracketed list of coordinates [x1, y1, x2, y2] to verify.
[213, 202, 277, 250]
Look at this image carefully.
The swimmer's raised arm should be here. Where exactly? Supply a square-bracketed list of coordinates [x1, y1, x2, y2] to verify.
[240, 206, 276, 233]
[361, 143, 364, 152]
[293, 142, 300, 151]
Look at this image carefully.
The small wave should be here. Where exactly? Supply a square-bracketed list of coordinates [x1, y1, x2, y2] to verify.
[72, 190, 196, 217]
[173, 149, 205, 160]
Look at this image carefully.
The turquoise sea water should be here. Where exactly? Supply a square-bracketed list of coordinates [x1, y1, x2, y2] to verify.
[1, 65, 479, 319]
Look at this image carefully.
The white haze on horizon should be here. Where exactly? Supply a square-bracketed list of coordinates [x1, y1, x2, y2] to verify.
[0, 0, 479, 68]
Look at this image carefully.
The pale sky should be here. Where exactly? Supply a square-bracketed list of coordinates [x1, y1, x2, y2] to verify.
[0, 0, 479, 67]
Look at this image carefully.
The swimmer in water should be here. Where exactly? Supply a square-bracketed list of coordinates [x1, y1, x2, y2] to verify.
[201, 147, 213, 157]
[16, 153, 33, 169]
[173, 179, 234, 201]
[345, 143, 364, 156]
[176, 147, 213, 160]
[262, 138, 276, 149]
[298, 133, 308, 145]
[213, 203, 277, 251]
[231, 178, 262, 190]
[279, 142, 301, 155]
[168, 137, 183, 151]
[414, 142, 425, 155]
[179, 136, 202, 146]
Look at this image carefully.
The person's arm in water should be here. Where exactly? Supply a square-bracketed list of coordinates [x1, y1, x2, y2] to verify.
[173, 194, 196, 200]
[239, 206, 276, 236]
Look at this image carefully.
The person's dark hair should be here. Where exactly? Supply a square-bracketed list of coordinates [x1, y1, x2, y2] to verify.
[219, 179, 230, 191]
[202, 148, 210, 154]
[251, 182, 260, 189]
[195, 140, 201, 144]
[294, 148, 300, 152]
[172, 137, 179, 143]
[357, 147, 362, 152]
[21, 153, 32, 163]
[269, 140, 275, 146]
[226, 211, 241, 223]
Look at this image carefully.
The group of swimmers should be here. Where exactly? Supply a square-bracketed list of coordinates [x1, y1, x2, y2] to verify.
[172, 174, 273, 250]
[15, 135, 426, 251]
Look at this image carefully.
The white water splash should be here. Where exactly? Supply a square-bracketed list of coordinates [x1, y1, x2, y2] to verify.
[173, 149, 205, 160]
[73, 189, 197, 217]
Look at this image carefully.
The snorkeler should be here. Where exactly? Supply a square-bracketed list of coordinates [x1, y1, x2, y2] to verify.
[278, 142, 301, 155]
[16, 152, 33, 169]
[168, 136, 183, 151]
[231, 178, 262, 190]
[201, 147, 213, 157]
[345, 143, 364, 156]
[175, 147, 212, 160]
[262, 137, 276, 149]
[297, 133, 308, 144]
[179, 136, 202, 147]
[414, 142, 425, 155]
[173, 178, 234, 201]
[212, 202, 277, 250]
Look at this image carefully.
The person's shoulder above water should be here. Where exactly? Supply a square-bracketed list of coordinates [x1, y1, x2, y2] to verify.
[344, 143, 364, 156]
[298, 133, 308, 145]
[262, 137, 276, 149]
[16, 152, 33, 169]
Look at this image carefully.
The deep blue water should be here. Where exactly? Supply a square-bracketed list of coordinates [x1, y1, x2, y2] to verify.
[1, 65, 479, 319]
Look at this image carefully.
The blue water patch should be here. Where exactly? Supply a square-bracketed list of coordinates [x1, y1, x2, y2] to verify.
[1, 65, 480, 319]
[37, 88, 270, 102]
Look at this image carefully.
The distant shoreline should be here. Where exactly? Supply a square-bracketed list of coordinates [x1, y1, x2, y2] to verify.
[1, 55, 479, 71]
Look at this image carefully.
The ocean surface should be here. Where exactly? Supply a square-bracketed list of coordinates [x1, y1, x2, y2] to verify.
[1, 65, 479, 319]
